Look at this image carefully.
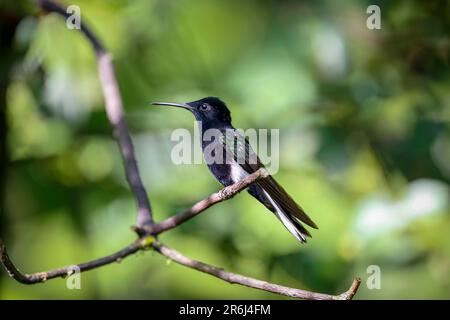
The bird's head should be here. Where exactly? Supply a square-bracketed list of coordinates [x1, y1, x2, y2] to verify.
[152, 96, 232, 126]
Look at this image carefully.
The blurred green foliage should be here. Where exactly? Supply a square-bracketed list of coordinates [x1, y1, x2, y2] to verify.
[0, 0, 449, 299]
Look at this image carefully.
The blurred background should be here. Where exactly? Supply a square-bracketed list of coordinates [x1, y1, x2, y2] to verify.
[0, 0, 449, 299]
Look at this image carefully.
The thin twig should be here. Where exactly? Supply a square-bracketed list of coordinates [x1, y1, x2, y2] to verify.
[338, 277, 362, 300]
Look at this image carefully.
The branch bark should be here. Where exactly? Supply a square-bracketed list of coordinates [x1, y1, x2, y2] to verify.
[0, 0, 362, 300]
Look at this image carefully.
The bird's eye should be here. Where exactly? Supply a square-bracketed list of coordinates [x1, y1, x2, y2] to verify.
[199, 103, 210, 111]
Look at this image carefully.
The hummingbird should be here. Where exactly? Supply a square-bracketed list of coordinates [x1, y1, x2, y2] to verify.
[152, 97, 318, 243]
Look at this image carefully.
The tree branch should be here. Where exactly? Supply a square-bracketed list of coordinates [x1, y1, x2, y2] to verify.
[36, 0, 153, 228]
[0, 236, 361, 300]
[0, 238, 144, 284]
[97, 53, 153, 228]
[138, 168, 269, 235]
[153, 242, 362, 300]
[0, 0, 362, 300]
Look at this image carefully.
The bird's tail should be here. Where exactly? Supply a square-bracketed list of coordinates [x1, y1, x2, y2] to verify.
[262, 190, 311, 243]
[258, 176, 318, 243]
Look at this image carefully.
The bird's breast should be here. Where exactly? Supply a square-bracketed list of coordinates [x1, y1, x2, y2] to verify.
[229, 161, 250, 184]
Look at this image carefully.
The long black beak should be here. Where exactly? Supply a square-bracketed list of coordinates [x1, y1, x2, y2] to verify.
[151, 102, 193, 110]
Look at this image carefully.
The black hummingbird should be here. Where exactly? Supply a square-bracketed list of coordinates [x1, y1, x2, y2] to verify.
[152, 97, 318, 243]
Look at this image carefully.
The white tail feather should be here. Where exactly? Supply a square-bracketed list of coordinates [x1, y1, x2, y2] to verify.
[262, 190, 307, 243]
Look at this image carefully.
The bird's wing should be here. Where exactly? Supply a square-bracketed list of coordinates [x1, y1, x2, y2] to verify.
[219, 130, 318, 230]
[219, 129, 260, 171]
